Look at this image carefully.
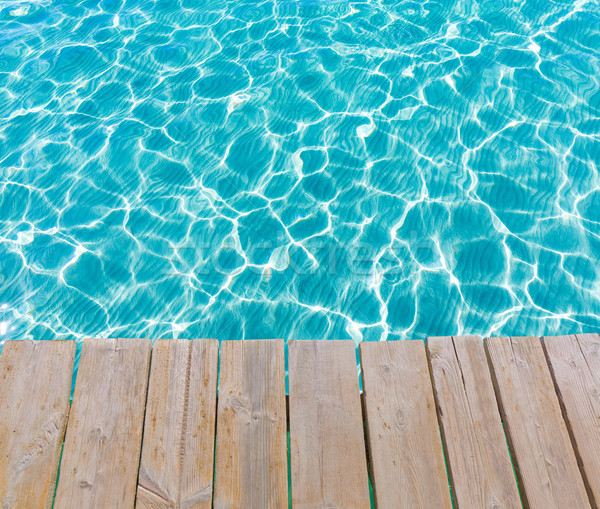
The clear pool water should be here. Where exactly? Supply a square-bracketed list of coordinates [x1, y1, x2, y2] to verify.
[1, 0, 600, 346]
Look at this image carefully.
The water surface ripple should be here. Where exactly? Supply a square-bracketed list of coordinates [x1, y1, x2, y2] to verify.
[1, 0, 600, 344]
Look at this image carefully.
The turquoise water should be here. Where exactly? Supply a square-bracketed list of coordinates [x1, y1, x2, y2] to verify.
[1, 0, 600, 346]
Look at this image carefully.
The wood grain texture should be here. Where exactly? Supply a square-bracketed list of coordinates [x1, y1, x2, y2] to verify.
[214, 339, 287, 509]
[427, 335, 521, 509]
[486, 336, 591, 509]
[543, 333, 600, 507]
[289, 340, 370, 509]
[54, 338, 152, 509]
[137, 339, 218, 509]
[360, 340, 452, 509]
[0, 340, 76, 509]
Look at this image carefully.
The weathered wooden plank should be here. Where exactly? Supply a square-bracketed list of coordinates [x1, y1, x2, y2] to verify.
[289, 340, 370, 509]
[54, 338, 152, 509]
[136, 338, 219, 509]
[543, 333, 600, 506]
[486, 336, 591, 508]
[360, 340, 452, 509]
[214, 339, 287, 509]
[427, 335, 521, 508]
[0, 340, 76, 509]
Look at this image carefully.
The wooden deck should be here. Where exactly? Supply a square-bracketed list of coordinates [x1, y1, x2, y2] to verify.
[0, 335, 599, 508]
